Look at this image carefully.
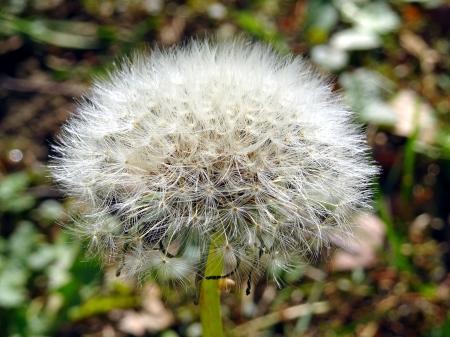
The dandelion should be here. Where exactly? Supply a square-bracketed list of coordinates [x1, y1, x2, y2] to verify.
[51, 39, 377, 336]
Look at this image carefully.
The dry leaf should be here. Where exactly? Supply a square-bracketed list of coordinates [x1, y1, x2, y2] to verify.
[330, 213, 385, 271]
[390, 89, 436, 144]
[118, 285, 174, 336]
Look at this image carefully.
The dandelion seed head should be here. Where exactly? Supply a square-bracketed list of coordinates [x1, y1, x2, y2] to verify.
[51, 39, 377, 287]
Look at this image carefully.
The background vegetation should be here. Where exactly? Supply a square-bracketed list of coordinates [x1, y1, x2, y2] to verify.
[1, 0, 449, 336]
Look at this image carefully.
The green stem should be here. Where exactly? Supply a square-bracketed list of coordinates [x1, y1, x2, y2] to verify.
[200, 233, 225, 337]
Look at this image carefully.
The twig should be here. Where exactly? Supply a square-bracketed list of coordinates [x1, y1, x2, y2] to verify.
[231, 301, 330, 336]
[0, 75, 86, 97]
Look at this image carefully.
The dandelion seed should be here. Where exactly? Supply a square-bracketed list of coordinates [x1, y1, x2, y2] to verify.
[50, 39, 377, 290]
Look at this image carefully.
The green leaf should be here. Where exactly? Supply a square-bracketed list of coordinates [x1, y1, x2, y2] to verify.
[0, 172, 30, 199]
[232, 11, 287, 52]
[8, 221, 40, 260]
[0, 172, 35, 213]
[339, 69, 396, 126]
[0, 264, 28, 307]
[0, 13, 99, 49]
[376, 194, 412, 271]
[69, 295, 139, 321]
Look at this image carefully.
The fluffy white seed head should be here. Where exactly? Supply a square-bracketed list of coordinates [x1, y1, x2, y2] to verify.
[51, 39, 377, 288]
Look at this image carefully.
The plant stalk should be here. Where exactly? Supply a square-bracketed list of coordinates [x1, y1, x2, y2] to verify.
[199, 233, 225, 337]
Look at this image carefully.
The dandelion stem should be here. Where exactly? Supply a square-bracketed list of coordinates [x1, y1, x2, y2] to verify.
[200, 233, 225, 337]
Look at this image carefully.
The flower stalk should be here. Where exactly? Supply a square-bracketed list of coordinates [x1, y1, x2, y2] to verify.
[200, 233, 225, 337]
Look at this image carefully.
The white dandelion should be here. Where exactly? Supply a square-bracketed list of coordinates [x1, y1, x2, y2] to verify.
[50, 39, 377, 292]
